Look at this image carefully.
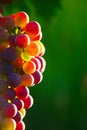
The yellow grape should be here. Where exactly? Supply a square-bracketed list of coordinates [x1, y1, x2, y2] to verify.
[1, 118, 16, 130]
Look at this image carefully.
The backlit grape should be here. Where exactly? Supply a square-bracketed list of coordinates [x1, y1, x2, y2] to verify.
[21, 74, 34, 86]
[23, 61, 36, 74]
[16, 85, 29, 99]
[14, 11, 29, 28]
[15, 34, 30, 48]
[1, 118, 16, 130]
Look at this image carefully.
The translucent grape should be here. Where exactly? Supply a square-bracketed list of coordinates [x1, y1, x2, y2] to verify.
[24, 21, 41, 39]
[22, 95, 33, 109]
[20, 108, 26, 119]
[36, 56, 46, 73]
[31, 57, 41, 70]
[25, 41, 40, 56]
[21, 74, 34, 86]
[21, 51, 31, 61]
[12, 98, 24, 110]
[32, 31, 42, 41]
[7, 73, 21, 88]
[16, 85, 29, 99]
[35, 41, 45, 56]
[23, 61, 36, 74]
[15, 34, 30, 48]
[1, 118, 16, 130]
[14, 11, 29, 28]
[32, 70, 43, 84]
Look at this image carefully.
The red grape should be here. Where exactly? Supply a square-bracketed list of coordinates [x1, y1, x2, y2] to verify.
[16, 120, 25, 130]
[15, 34, 30, 48]
[16, 85, 29, 99]
[2, 103, 17, 118]
[22, 95, 33, 109]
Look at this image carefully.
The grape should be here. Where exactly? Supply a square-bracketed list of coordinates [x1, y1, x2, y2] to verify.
[20, 108, 26, 119]
[13, 57, 24, 68]
[4, 88, 16, 100]
[21, 51, 31, 61]
[25, 41, 40, 56]
[16, 85, 29, 99]
[31, 57, 41, 70]
[0, 62, 14, 75]
[7, 73, 21, 88]
[22, 95, 33, 109]
[35, 41, 45, 56]
[36, 56, 46, 73]
[13, 111, 22, 123]
[32, 31, 42, 41]
[24, 21, 41, 39]
[0, 80, 8, 94]
[1, 118, 16, 130]
[3, 47, 18, 62]
[14, 11, 29, 28]
[32, 70, 43, 84]
[16, 120, 25, 130]
[15, 34, 30, 48]
[21, 74, 34, 86]
[0, 27, 8, 42]
[12, 98, 24, 110]
[8, 35, 16, 47]
[0, 16, 15, 30]
[23, 61, 36, 74]
[2, 103, 17, 118]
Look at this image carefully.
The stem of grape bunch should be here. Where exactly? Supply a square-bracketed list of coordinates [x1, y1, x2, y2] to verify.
[0, 1, 46, 130]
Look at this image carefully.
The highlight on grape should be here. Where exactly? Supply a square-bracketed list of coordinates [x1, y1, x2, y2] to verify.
[0, 11, 46, 130]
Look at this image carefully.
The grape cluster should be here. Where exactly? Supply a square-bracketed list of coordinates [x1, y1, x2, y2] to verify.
[0, 11, 46, 130]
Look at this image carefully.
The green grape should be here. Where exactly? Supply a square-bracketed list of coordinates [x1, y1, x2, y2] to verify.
[21, 51, 31, 61]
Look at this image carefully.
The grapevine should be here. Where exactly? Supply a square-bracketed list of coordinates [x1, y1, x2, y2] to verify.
[0, 8, 46, 130]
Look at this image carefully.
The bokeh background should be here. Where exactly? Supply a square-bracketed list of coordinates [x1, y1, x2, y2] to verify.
[3, 0, 87, 129]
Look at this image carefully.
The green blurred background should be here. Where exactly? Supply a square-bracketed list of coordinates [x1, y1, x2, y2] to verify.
[4, 0, 87, 129]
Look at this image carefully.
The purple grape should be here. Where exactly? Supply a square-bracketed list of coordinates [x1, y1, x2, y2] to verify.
[12, 98, 24, 110]
[8, 35, 16, 47]
[4, 88, 16, 100]
[32, 70, 43, 84]
[0, 62, 14, 75]
[13, 111, 22, 123]
[7, 73, 21, 88]
[3, 47, 18, 62]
